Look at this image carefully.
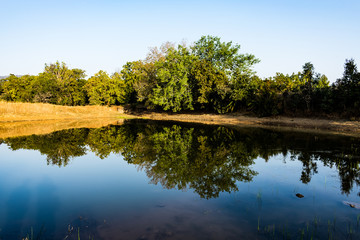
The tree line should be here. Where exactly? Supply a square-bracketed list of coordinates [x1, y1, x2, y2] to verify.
[1, 35, 359, 117]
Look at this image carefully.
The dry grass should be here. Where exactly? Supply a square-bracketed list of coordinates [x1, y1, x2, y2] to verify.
[0, 101, 135, 138]
[1, 101, 360, 139]
[0, 101, 128, 122]
[0, 119, 125, 139]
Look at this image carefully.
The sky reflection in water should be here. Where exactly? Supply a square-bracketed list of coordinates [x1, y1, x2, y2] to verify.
[0, 120, 359, 239]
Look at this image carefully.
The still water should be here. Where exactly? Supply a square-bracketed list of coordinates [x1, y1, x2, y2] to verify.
[0, 120, 359, 239]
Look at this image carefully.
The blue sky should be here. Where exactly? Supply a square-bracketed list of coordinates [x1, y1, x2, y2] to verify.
[1, 0, 359, 82]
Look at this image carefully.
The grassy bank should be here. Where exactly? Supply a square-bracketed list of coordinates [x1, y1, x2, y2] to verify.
[1, 102, 360, 138]
[0, 102, 134, 138]
[0, 101, 128, 122]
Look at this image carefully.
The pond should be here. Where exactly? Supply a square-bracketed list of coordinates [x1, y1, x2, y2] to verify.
[0, 119, 359, 239]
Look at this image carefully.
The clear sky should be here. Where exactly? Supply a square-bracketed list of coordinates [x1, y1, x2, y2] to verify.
[1, 0, 359, 82]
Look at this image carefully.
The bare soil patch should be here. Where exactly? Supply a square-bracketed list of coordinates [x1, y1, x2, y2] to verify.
[137, 112, 360, 136]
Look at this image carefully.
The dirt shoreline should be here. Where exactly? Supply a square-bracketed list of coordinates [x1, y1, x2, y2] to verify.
[1, 111, 360, 138]
[136, 112, 360, 137]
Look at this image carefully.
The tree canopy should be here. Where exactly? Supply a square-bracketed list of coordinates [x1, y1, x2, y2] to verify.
[0, 36, 359, 117]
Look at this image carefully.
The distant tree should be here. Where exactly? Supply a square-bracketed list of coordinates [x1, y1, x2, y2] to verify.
[334, 59, 360, 114]
[0, 74, 35, 102]
[298, 62, 329, 113]
[338, 59, 359, 87]
[301, 62, 315, 112]
[302, 62, 315, 82]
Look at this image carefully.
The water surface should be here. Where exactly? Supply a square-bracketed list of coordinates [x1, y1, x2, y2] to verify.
[0, 120, 360, 239]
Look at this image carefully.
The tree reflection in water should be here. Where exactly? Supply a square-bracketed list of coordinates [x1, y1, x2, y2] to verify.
[2, 120, 360, 198]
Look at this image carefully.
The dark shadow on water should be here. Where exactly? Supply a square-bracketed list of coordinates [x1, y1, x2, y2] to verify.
[34, 177, 59, 239]
[2, 182, 31, 239]
[0, 179, 61, 239]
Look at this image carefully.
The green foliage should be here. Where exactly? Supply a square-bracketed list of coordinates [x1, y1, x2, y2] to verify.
[250, 80, 282, 116]
[231, 73, 261, 109]
[1, 37, 359, 118]
[119, 35, 260, 113]
[190, 59, 231, 113]
[333, 59, 360, 115]
[85, 71, 126, 106]
[31, 73, 58, 103]
[192, 35, 260, 75]
[0, 62, 89, 105]
[121, 60, 157, 106]
[151, 46, 194, 112]
[44, 61, 87, 106]
[314, 75, 329, 89]
[302, 62, 315, 82]
[1, 75, 35, 102]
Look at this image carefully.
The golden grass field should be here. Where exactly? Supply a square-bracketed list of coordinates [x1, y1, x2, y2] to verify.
[0, 101, 126, 121]
[0, 101, 132, 138]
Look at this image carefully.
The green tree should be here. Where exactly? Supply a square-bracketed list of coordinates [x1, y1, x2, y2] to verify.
[299, 62, 329, 113]
[334, 59, 360, 114]
[189, 59, 230, 112]
[120, 42, 173, 107]
[301, 62, 315, 112]
[249, 79, 282, 116]
[338, 59, 359, 87]
[231, 73, 261, 110]
[121, 60, 157, 106]
[1, 74, 35, 102]
[31, 74, 58, 103]
[191, 35, 260, 112]
[85, 70, 126, 106]
[192, 35, 259, 76]
[43, 61, 87, 106]
[151, 46, 194, 112]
